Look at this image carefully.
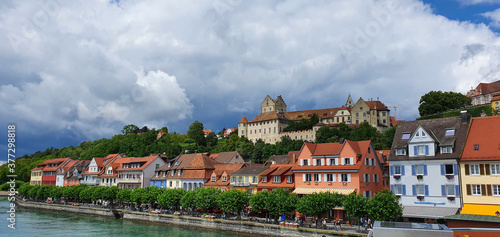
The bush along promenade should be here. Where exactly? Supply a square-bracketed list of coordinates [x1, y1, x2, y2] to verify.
[16, 183, 402, 233]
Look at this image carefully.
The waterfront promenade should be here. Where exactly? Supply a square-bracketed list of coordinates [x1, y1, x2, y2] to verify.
[15, 197, 367, 237]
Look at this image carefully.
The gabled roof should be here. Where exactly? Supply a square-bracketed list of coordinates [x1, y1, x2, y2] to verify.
[205, 163, 247, 187]
[248, 112, 285, 123]
[461, 116, 500, 161]
[57, 160, 78, 175]
[302, 142, 343, 157]
[285, 108, 340, 120]
[66, 160, 91, 179]
[389, 117, 469, 161]
[365, 100, 389, 111]
[474, 80, 500, 95]
[239, 116, 248, 124]
[162, 153, 217, 171]
[34, 158, 72, 172]
[212, 151, 243, 164]
[231, 165, 269, 176]
[116, 155, 163, 171]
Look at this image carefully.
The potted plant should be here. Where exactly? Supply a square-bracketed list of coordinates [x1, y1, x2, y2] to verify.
[446, 174, 454, 179]
[417, 175, 423, 180]
[417, 195, 424, 201]
[393, 175, 401, 180]
[447, 196, 455, 201]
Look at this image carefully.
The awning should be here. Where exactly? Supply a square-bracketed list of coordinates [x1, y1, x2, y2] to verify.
[403, 206, 459, 219]
[461, 204, 500, 217]
[292, 187, 356, 195]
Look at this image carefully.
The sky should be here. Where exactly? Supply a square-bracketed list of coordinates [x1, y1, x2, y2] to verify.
[1, 0, 500, 161]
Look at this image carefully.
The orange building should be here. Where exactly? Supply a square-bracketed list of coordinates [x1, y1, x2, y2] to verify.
[257, 164, 294, 193]
[30, 158, 72, 186]
[205, 163, 247, 191]
[292, 140, 385, 219]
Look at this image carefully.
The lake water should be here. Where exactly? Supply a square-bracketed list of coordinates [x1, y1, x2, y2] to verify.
[0, 197, 242, 237]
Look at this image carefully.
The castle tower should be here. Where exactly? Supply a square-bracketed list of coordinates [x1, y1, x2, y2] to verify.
[260, 95, 287, 114]
[237, 115, 248, 137]
[345, 94, 354, 108]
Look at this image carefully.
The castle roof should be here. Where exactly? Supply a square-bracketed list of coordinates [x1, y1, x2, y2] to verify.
[239, 116, 248, 124]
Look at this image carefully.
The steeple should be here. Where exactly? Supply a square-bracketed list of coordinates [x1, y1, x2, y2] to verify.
[345, 94, 354, 108]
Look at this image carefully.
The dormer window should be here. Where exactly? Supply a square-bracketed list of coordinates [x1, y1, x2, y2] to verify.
[421, 131, 426, 136]
[441, 146, 452, 154]
[262, 176, 267, 183]
[474, 144, 479, 150]
[222, 176, 227, 182]
[445, 129, 455, 137]
[396, 148, 406, 156]
[402, 133, 411, 140]
[178, 170, 182, 176]
[211, 176, 216, 182]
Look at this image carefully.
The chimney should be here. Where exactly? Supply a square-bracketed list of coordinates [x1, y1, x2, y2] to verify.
[292, 153, 297, 164]
[461, 111, 468, 123]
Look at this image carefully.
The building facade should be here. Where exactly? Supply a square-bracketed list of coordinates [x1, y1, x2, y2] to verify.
[388, 115, 469, 220]
[467, 80, 500, 106]
[30, 158, 72, 186]
[115, 155, 166, 189]
[229, 165, 269, 194]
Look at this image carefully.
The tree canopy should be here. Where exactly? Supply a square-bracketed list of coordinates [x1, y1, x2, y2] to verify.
[418, 91, 471, 116]
[366, 189, 402, 221]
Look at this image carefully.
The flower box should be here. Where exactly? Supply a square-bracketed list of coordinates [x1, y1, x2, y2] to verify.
[417, 175, 423, 180]
[447, 196, 455, 201]
[393, 175, 401, 180]
[417, 196, 425, 200]
[446, 174, 454, 179]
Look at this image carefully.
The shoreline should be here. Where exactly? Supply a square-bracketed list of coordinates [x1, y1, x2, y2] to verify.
[15, 198, 366, 237]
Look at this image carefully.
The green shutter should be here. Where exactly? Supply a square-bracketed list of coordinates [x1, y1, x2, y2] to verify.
[465, 164, 470, 176]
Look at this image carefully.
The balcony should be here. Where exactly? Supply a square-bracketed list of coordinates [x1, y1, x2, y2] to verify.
[233, 182, 250, 187]
[81, 179, 100, 186]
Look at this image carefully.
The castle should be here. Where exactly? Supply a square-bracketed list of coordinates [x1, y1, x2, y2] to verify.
[238, 95, 391, 144]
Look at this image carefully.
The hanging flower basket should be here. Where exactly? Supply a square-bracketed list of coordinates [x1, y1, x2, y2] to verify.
[417, 196, 425, 201]
[417, 175, 423, 180]
[393, 175, 401, 180]
[447, 196, 455, 201]
[446, 174, 454, 179]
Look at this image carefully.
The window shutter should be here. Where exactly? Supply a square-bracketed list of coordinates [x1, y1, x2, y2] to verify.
[303, 174, 306, 182]
[453, 164, 458, 175]
[332, 174, 336, 182]
[466, 184, 471, 195]
[401, 165, 405, 176]
[414, 146, 417, 156]
[324, 174, 328, 182]
[485, 164, 490, 175]
[318, 174, 321, 182]
[487, 185, 492, 196]
[481, 184, 487, 196]
[480, 164, 485, 175]
[455, 185, 460, 197]
[402, 185, 406, 195]
[412, 165, 416, 176]
[335, 158, 339, 165]
[425, 145, 429, 155]
[347, 174, 351, 182]
[365, 158, 368, 166]
[350, 158, 354, 165]
[412, 185, 417, 196]
[390, 166, 394, 175]
[390, 185, 394, 193]
[425, 185, 429, 196]
[321, 159, 325, 166]
[424, 165, 428, 175]
[341, 158, 345, 165]
[440, 164, 445, 175]
[300, 159, 303, 166]
[441, 185, 446, 196]
[465, 164, 470, 176]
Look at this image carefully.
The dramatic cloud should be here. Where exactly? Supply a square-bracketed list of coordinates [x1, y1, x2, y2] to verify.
[1, 0, 500, 156]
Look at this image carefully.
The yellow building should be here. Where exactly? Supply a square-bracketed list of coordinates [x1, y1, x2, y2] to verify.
[30, 168, 43, 185]
[459, 116, 500, 216]
[228, 165, 269, 194]
[492, 94, 500, 114]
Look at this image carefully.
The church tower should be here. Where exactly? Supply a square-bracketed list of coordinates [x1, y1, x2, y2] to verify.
[260, 95, 287, 114]
[345, 94, 354, 108]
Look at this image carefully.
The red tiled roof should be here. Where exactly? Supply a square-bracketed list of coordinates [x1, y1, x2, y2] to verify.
[248, 112, 286, 123]
[116, 155, 161, 171]
[285, 108, 340, 120]
[475, 80, 500, 95]
[306, 143, 343, 156]
[203, 129, 212, 136]
[35, 158, 72, 172]
[224, 128, 236, 136]
[239, 116, 248, 124]
[57, 160, 78, 175]
[213, 151, 243, 164]
[365, 101, 389, 111]
[492, 93, 500, 102]
[461, 116, 500, 161]
[157, 131, 167, 140]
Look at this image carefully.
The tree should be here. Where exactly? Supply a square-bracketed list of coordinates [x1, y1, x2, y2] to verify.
[158, 188, 186, 209]
[131, 187, 145, 205]
[366, 189, 402, 221]
[315, 126, 337, 143]
[187, 121, 206, 146]
[206, 132, 218, 147]
[18, 183, 31, 198]
[122, 124, 139, 135]
[296, 192, 344, 219]
[142, 186, 163, 206]
[180, 190, 196, 210]
[217, 189, 249, 216]
[418, 91, 471, 116]
[194, 187, 221, 211]
[91, 186, 106, 203]
[79, 187, 93, 203]
[265, 188, 297, 219]
[102, 186, 120, 206]
[342, 193, 367, 226]
[28, 185, 40, 199]
[116, 188, 132, 203]
[50, 186, 64, 201]
[249, 190, 268, 213]
[159, 126, 169, 133]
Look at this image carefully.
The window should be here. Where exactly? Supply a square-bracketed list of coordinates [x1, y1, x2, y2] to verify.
[445, 164, 454, 175]
[305, 174, 312, 182]
[156, 164, 160, 170]
[262, 176, 267, 183]
[493, 185, 500, 196]
[396, 148, 406, 156]
[445, 129, 455, 136]
[315, 159, 321, 166]
[441, 146, 452, 154]
[492, 164, 500, 175]
[417, 145, 426, 155]
[364, 191, 371, 198]
[302, 159, 309, 166]
[416, 184, 425, 196]
[314, 174, 320, 182]
[329, 158, 336, 165]
[341, 174, 349, 182]
[364, 174, 370, 183]
[344, 158, 351, 165]
[394, 184, 403, 195]
[326, 174, 334, 182]
[416, 165, 424, 175]
[287, 175, 292, 183]
[394, 165, 402, 175]
[472, 184, 481, 195]
[273, 176, 281, 183]
[446, 185, 455, 196]
[474, 144, 479, 150]
[470, 164, 480, 175]
[212, 176, 216, 182]
[373, 174, 379, 183]
[401, 133, 411, 140]
[252, 176, 257, 183]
